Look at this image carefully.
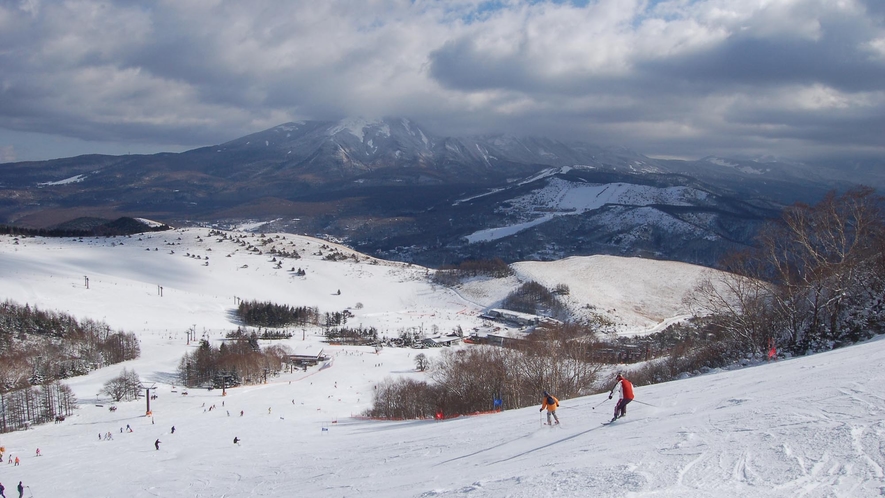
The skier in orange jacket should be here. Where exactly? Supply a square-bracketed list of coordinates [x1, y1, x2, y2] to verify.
[540, 391, 560, 425]
[609, 374, 634, 422]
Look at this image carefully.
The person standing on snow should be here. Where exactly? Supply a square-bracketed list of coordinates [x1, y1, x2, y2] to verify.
[0, 481, 5, 498]
[154, 439, 161, 450]
[609, 373, 634, 422]
[540, 391, 560, 425]
[16, 482, 22, 498]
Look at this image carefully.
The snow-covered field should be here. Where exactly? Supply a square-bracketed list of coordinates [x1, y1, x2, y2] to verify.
[0, 228, 883, 497]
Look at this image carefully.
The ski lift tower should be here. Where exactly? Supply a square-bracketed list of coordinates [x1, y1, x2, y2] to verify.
[145, 383, 157, 416]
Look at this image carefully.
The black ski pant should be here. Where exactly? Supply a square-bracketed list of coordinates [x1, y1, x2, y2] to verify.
[614, 398, 632, 418]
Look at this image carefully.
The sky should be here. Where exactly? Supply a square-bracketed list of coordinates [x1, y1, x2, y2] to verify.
[1, 0, 885, 164]
[0, 227, 883, 496]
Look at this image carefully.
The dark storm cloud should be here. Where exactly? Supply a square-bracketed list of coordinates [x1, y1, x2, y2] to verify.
[637, 26, 885, 94]
[0, 0, 883, 162]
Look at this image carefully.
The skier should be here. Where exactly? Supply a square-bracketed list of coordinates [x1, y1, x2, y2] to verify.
[233, 437, 240, 445]
[608, 373, 634, 422]
[35, 448, 40, 457]
[154, 439, 161, 450]
[13, 457, 18, 466]
[539, 391, 560, 425]
[171, 426, 175, 434]
[16, 482, 22, 498]
[0, 481, 5, 498]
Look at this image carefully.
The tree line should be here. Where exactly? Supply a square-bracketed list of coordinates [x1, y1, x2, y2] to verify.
[500, 281, 568, 319]
[0, 217, 170, 237]
[236, 300, 320, 328]
[0, 300, 140, 393]
[235, 299, 355, 331]
[366, 323, 600, 419]
[176, 337, 289, 388]
[432, 258, 513, 285]
[0, 381, 77, 433]
[326, 325, 378, 345]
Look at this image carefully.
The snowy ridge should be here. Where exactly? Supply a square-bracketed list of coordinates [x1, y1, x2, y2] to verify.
[328, 117, 391, 142]
[0, 230, 883, 497]
[465, 179, 710, 243]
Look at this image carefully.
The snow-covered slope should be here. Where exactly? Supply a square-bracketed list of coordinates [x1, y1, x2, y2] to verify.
[456, 255, 721, 334]
[464, 178, 712, 244]
[0, 229, 883, 497]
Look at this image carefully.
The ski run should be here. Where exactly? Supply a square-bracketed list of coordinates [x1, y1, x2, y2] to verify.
[0, 228, 883, 497]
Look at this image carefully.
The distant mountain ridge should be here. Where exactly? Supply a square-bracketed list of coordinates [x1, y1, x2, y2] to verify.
[0, 117, 871, 268]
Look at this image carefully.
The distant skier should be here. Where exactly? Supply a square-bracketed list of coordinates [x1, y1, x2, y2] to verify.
[609, 373, 634, 422]
[16, 482, 22, 498]
[233, 437, 240, 445]
[0, 481, 5, 498]
[171, 426, 175, 434]
[154, 439, 161, 450]
[540, 391, 560, 425]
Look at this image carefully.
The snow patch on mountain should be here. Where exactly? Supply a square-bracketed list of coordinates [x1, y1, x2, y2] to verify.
[705, 157, 767, 175]
[328, 118, 391, 142]
[465, 180, 711, 243]
[37, 174, 87, 186]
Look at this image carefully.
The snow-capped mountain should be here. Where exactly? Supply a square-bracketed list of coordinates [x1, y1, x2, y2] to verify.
[183, 117, 664, 183]
[0, 117, 863, 268]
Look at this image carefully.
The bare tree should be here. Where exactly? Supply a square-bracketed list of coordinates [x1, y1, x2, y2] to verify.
[689, 186, 885, 355]
[414, 353, 430, 372]
[100, 368, 143, 402]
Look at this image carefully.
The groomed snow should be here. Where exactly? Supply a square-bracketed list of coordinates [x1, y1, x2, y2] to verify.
[0, 229, 883, 497]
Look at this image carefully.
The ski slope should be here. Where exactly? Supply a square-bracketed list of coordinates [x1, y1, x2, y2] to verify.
[0, 229, 883, 497]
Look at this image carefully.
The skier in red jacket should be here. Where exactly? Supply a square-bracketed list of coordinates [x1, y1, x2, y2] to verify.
[609, 374, 634, 422]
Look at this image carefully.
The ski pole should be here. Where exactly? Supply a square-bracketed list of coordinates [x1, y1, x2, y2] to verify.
[631, 399, 657, 408]
[591, 397, 609, 410]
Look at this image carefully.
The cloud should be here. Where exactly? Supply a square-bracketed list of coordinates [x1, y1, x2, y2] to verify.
[0, 0, 883, 162]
